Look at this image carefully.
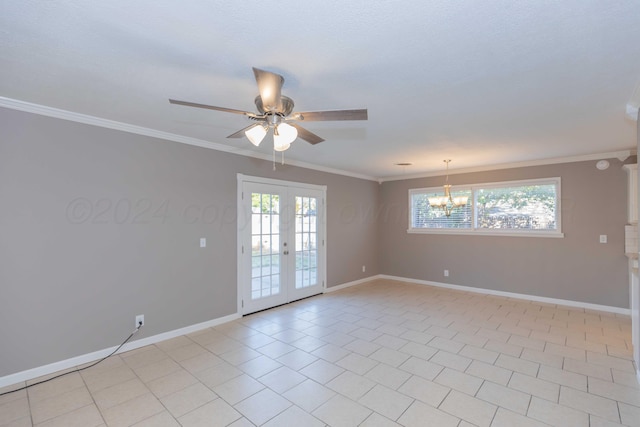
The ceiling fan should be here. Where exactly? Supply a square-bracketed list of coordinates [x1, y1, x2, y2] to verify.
[169, 67, 368, 152]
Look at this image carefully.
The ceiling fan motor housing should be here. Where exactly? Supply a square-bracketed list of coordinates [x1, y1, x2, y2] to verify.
[255, 95, 295, 116]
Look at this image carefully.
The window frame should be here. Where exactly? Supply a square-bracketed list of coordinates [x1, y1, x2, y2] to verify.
[408, 177, 563, 238]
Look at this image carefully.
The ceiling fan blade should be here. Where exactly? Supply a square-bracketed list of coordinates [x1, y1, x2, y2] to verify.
[290, 123, 325, 145]
[226, 123, 263, 139]
[292, 109, 368, 122]
[253, 67, 283, 112]
[169, 99, 254, 116]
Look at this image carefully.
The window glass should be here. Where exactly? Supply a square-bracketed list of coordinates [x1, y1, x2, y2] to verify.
[408, 178, 561, 236]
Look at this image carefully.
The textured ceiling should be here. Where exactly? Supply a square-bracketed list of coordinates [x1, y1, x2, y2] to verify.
[1, 1, 640, 179]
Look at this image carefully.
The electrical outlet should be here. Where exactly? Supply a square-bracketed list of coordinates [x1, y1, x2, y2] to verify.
[444, 270, 449, 277]
[135, 314, 144, 328]
[599, 235, 607, 244]
[362, 265, 366, 273]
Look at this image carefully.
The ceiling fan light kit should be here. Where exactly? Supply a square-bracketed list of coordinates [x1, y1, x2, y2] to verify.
[169, 67, 368, 160]
[245, 124, 268, 146]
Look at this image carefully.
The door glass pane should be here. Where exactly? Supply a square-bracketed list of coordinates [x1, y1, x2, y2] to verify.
[295, 196, 318, 289]
[251, 192, 281, 299]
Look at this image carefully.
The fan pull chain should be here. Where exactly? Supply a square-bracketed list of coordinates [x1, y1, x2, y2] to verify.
[273, 150, 276, 171]
[281, 151, 285, 165]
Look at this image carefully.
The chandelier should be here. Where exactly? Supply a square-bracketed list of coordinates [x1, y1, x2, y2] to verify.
[428, 160, 468, 216]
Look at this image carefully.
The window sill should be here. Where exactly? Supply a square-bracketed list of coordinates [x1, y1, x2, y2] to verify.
[407, 229, 564, 238]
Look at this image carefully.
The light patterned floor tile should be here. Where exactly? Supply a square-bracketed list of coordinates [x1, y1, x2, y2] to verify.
[466, 360, 512, 385]
[360, 412, 402, 427]
[369, 347, 410, 367]
[430, 350, 472, 371]
[30, 386, 93, 425]
[326, 371, 376, 400]
[0, 397, 30, 425]
[495, 354, 539, 376]
[212, 374, 264, 405]
[159, 383, 216, 418]
[312, 394, 372, 427]
[397, 400, 459, 427]
[275, 348, 318, 370]
[476, 380, 530, 415]
[237, 355, 282, 378]
[491, 407, 550, 427]
[33, 404, 103, 427]
[146, 369, 199, 398]
[587, 377, 640, 407]
[262, 405, 324, 427]
[434, 367, 483, 395]
[134, 357, 182, 383]
[336, 352, 379, 375]
[130, 410, 180, 427]
[365, 363, 412, 390]
[618, 402, 640, 427]
[218, 346, 261, 366]
[5, 280, 639, 427]
[81, 364, 137, 393]
[459, 344, 499, 364]
[100, 393, 165, 427]
[520, 348, 564, 368]
[537, 365, 587, 391]
[233, 388, 291, 425]
[310, 343, 350, 363]
[358, 384, 413, 421]
[397, 375, 450, 407]
[508, 372, 559, 402]
[398, 356, 443, 380]
[440, 390, 497, 427]
[92, 378, 149, 410]
[527, 396, 588, 427]
[558, 386, 619, 423]
[27, 373, 85, 403]
[612, 369, 640, 389]
[562, 358, 612, 381]
[282, 379, 336, 412]
[177, 398, 241, 427]
[299, 359, 344, 384]
[258, 366, 306, 393]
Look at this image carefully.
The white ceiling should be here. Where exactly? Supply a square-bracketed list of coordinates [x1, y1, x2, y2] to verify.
[2, 1, 640, 179]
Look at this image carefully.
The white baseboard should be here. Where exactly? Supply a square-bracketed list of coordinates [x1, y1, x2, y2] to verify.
[325, 275, 380, 292]
[379, 275, 631, 316]
[0, 312, 240, 389]
[2, 276, 632, 389]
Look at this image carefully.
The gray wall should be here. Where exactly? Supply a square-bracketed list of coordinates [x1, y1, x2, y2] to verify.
[0, 107, 379, 376]
[0, 104, 630, 378]
[379, 161, 630, 308]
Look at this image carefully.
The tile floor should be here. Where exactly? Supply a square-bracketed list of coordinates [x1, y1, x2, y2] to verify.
[1, 279, 640, 426]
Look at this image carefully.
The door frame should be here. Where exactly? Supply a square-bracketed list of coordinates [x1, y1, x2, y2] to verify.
[236, 174, 327, 315]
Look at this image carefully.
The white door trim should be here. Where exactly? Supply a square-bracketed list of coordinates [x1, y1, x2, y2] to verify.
[237, 174, 327, 315]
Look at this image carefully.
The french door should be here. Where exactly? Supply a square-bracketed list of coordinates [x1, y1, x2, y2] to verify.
[238, 175, 326, 315]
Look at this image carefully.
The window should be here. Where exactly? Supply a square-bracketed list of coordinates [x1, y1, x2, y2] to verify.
[409, 178, 562, 237]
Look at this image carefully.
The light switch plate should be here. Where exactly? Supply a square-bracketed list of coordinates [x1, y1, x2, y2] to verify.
[200, 238, 206, 248]
[599, 235, 607, 244]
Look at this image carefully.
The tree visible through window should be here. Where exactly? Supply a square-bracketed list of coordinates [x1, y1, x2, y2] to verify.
[409, 178, 561, 236]
[476, 184, 556, 230]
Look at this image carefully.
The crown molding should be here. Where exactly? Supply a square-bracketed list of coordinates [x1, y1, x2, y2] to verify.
[1, 97, 634, 184]
[379, 149, 637, 183]
[0, 97, 378, 182]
